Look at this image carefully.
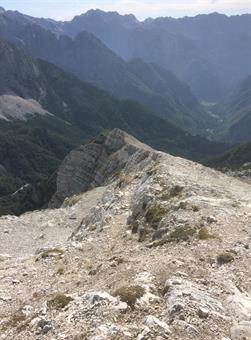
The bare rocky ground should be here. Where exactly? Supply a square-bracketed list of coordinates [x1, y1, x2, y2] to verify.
[0, 129, 250, 340]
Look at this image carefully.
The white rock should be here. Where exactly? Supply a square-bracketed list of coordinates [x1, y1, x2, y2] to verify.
[230, 321, 251, 339]
[0, 254, 11, 261]
[198, 307, 210, 318]
[85, 291, 117, 305]
[226, 284, 251, 321]
[144, 315, 171, 333]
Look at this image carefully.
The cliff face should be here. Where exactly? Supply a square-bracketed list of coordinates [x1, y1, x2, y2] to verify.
[50, 129, 155, 207]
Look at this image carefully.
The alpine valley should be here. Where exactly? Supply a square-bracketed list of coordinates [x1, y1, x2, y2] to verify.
[0, 5, 251, 339]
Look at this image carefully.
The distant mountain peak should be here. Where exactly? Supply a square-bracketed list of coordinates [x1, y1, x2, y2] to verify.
[0, 6, 5, 13]
[74, 8, 138, 25]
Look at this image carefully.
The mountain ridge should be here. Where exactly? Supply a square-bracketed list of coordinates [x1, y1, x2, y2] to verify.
[0, 37, 229, 215]
[0, 128, 250, 339]
[33, 9, 251, 102]
[0, 8, 217, 133]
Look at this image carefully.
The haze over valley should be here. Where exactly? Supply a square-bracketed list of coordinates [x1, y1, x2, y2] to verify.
[0, 3, 250, 339]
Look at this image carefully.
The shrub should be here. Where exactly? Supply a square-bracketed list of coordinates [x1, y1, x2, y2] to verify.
[56, 267, 65, 275]
[1, 309, 33, 333]
[179, 201, 188, 210]
[161, 185, 183, 201]
[40, 248, 64, 259]
[63, 194, 82, 207]
[169, 185, 183, 198]
[112, 285, 145, 307]
[168, 226, 196, 242]
[145, 204, 166, 228]
[197, 227, 217, 240]
[47, 294, 73, 310]
[217, 253, 234, 265]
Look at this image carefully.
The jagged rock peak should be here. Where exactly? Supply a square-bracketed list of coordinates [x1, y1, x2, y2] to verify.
[49, 128, 156, 207]
[0, 7, 5, 13]
[82, 9, 138, 22]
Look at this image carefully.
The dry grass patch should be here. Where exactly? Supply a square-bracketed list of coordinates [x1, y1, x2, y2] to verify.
[145, 204, 166, 228]
[40, 248, 64, 259]
[112, 285, 145, 307]
[168, 226, 196, 242]
[47, 293, 73, 310]
[217, 253, 234, 265]
[197, 227, 218, 240]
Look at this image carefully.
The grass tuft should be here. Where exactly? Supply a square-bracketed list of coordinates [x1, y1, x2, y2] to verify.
[47, 294, 73, 310]
[217, 253, 234, 265]
[145, 204, 166, 228]
[197, 227, 217, 240]
[112, 285, 145, 307]
[168, 226, 196, 242]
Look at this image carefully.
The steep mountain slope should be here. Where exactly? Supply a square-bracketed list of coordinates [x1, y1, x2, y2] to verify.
[215, 75, 251, 143]
[217, 75, 251, 119]
[48, 10, 251, 102]
[0, 129, 250, 339]
[0, 8, 213, 133]
[0, 38, 229, 214]
[127, 59, 210, 130]
[207, 142, 251, 183]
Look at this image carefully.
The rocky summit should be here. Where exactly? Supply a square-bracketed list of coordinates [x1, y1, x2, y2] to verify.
[0, 129, 250, 340]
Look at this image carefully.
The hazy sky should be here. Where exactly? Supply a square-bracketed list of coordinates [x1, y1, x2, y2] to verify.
[1, 0, 250, 20]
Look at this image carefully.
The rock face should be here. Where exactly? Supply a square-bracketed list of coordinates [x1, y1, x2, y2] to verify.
[0, 129, 251, 339]
[0, 95, 50, 121]
[50, 129, 155, 207]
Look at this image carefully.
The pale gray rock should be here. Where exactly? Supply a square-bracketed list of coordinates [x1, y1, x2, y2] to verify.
[198, 307, 210, 319]
[50, 128, 155, 208]
[230, 321, 251, 339]
[165, 277, 225, 321]
[1, 129, 251, 340]
[144, 315, 171, 333]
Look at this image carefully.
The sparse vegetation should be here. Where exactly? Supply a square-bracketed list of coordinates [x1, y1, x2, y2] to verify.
[56, 267, 65, 275]
[169, 185, 183, 197]
[197, 227, 217, 240]
[117, 173, 134, 188]
[217, 253, 234, 265]
[40, 248, 64, 259]
[47, 293, 73, 310]
[145, 204, 166, 228]
[1, 309, 34, 333]
[167, 226, 196, 242]
[179, 201, 188, 210]
[161, 185, 183, 201]
[112, 285, 145, 307]
[192, 205, 200, 212]
[63, 194, 82, 207]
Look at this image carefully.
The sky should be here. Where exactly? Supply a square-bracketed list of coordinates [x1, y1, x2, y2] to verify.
[1, 0, 250, 21]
